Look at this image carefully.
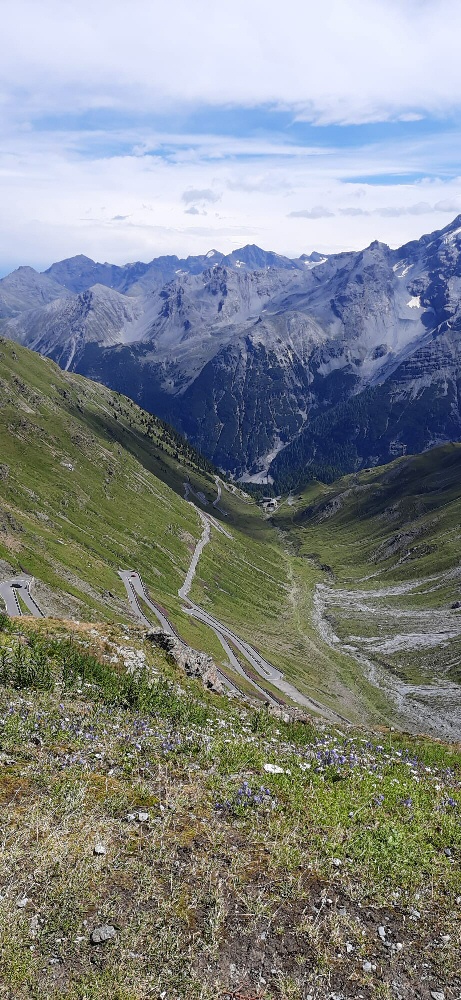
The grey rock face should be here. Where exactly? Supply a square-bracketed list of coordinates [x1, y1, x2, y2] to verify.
[0, 266, 70, 319]
[146, 630, 224, 693]
[2, 218, 461, 484]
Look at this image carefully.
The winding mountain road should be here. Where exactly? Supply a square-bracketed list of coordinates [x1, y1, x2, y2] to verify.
[174, 502, 346, 717]
[119, 493, 346, 720]
[0, 577, 44, 617]
[119, 571, 177, 633]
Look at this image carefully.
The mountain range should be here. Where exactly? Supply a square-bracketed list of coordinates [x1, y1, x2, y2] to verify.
[2, 217, 461, 487]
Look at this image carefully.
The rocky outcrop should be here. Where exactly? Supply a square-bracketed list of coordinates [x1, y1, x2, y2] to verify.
[146, 629, 225, 694]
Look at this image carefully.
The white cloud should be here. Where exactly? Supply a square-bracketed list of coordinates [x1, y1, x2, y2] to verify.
[340, 208, 370, 217]
[182, 188, 220, 204]
[434, 198, 461, 213]
[2, 0, 461, 125]
[2, 1, 461, 270]
[288, 206, 334, 219]
[2, 121, 461, 273]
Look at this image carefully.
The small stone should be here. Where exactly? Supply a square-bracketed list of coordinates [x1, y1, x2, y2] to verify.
[430, 992, 445, 1000]
[409, 907, 420, 918]
[331, 857, 342, 868]
[263, 763, 285, 774]
[378, 925, 386, 941]
[137, 811, 149, 823]
[90, 924, 117, 945]
[346, 941, 354, 953]
[363, 960, 373, 973]
[126, 813, 136, 822]
[93, 844, 106, 856]
[17, 897, 30, 908]
[395, 942, 403, 951]
[440, 934, 450, 945]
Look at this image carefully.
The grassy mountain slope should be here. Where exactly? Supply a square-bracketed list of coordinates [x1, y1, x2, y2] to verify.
[274, 445, 461, 735]
[0, 338, 377, 726]
[0, 614, 459, 1000]
[0, 337, 217, 641]
[3, 338, 460, 733]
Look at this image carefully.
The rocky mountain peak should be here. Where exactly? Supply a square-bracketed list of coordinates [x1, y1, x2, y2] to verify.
[2, 216, 461, 483]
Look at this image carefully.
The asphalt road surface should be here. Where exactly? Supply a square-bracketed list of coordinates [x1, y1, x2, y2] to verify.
[0, 577, 44, 617]
[176, 503, 346, 720]
[118, 571, 176, 633]
[119, 503, 347, 721]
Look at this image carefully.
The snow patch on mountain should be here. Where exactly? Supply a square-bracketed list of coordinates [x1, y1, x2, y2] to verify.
[302, 256, 328, 269]
[393, 262, 414, 277]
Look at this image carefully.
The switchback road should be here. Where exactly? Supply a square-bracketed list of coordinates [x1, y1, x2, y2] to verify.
[0, 577, 44, 617]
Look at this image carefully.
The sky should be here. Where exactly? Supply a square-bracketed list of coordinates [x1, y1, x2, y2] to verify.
[2, 0, 461, 274]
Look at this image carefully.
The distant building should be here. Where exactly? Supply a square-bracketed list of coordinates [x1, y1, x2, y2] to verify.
[261, 498, 278, 511]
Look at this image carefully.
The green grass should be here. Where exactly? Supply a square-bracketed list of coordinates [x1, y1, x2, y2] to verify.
[273, 445, 461, 728]
[2, 338, 461, 734]
[2, 342, 461, 996]
[275, 444, 461, 588]
[0, 338, 247, 644]
[0, 339, 207, 619]
[0, 338, 383, 728]
[0, 618, 459, 999]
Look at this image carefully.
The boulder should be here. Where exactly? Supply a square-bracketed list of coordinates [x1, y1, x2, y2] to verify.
[146, 630, 224, 693]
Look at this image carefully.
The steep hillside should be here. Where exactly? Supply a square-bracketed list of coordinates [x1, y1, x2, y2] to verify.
[0, 339, 378, 728]
[0, 337, 218, 632]
[0, 354, 460, 999]
[2, 339, 460, 735]
[274, 445, 461, 737]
